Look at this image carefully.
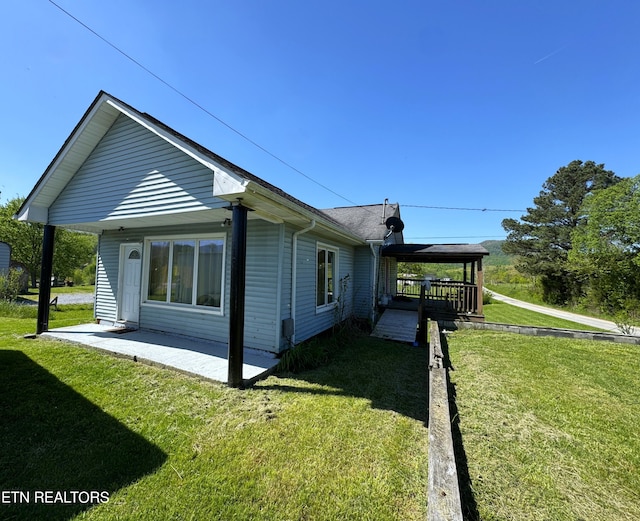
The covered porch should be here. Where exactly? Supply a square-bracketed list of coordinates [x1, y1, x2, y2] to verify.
[41, 323, 280, 385]
[381, 243, 489, 322]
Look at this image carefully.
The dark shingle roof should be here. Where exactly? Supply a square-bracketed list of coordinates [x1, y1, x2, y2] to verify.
[320, 203, 403, 241]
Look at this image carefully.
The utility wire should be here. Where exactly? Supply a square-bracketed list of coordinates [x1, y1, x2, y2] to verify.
[402, 204, 525, 212]
[48, 1, 526, 222]
[406, 235, 506, 239]
[48, 0, 362, 208]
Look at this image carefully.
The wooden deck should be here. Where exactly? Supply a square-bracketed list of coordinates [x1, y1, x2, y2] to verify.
[371, 309, 419, 343]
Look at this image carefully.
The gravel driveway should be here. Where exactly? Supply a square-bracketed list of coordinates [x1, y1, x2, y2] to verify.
[54, 293, 95, 305]
[18, 292, 95, 306]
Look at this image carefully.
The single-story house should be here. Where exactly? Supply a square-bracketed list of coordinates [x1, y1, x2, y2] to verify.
[15, 92, 405, 376]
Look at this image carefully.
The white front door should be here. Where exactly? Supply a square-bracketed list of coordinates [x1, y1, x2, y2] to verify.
[120, 243, 142, 323]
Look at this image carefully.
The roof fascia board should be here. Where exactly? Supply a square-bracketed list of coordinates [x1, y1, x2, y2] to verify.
[16, 91, 365, 245]
[247, 184, 365, 245]
[15, 93, 119, 222]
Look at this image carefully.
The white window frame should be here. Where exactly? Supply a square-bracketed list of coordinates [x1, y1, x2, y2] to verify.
[316, 242, 339, 312]
[141, 233, 226, 316]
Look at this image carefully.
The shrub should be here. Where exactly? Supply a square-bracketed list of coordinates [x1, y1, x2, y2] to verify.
[0, 268, 24, 301]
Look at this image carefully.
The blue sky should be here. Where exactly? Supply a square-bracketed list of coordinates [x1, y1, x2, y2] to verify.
[2, 1, 639, 242]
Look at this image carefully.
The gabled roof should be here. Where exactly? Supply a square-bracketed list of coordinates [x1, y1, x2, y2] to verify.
[15, 91, 364, 243]
[320, 202, 404, 242]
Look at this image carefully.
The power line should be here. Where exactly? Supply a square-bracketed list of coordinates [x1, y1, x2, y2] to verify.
[47, 1, 527, 223]
[402, 204, 525, 213]
[48, 0, 362, 208]
[406, 235, 506, 239]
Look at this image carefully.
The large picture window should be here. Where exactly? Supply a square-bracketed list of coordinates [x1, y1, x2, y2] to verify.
[317, 244, 338, 309]
[145, 235, 225, 311]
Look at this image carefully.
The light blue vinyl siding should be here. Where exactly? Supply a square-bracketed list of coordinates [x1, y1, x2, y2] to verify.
[279, 225, 295, 349]
[293, 232, 355, 344]
[96, 221, 285, 353]
[243, 220, 283, 352]
[353, 246, 374, 319]
[49, 114, 225, 225]
[95, 233, 122, 321]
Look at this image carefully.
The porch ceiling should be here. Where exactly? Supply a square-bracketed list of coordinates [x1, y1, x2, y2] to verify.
[381, 243, 489, 263]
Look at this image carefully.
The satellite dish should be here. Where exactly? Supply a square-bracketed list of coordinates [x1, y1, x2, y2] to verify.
[385, 216, 405, 233]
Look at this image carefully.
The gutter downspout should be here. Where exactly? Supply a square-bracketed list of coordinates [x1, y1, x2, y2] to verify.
[291, 220, 316, 345]
[369, 241, 379, 324]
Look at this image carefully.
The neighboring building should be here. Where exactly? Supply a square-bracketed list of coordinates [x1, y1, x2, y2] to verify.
[15, 92, 403, 355]
[0, 242, 11, 274]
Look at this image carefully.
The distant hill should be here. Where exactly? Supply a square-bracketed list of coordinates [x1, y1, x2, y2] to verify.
[480, 240, 514, 266]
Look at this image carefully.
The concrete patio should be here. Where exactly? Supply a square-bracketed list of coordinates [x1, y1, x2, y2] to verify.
[41, 323, 280, 385]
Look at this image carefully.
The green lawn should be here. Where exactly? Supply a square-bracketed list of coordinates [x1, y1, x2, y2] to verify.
[3, 299, 637, 520]
[0, 306, 429, 521]
[447, 329, 640, 521]
[482, 299, 605, 331]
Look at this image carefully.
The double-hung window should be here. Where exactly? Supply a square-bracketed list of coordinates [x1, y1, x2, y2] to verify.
[317, 243, 338, 309]
[145, 234, 225, 312]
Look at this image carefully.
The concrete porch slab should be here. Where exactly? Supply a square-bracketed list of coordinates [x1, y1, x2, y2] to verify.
[41, 323, 280, 385]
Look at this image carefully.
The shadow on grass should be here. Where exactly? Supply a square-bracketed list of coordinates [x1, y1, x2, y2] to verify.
[0, 350, 167, 521]
[440, 333, 480, 521]
[265, 334, 429, 425]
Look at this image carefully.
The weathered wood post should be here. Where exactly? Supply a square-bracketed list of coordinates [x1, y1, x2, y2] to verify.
[418, 282, 426, 343]
[36, 224, 56, 335]
[476, 258, 484, 316]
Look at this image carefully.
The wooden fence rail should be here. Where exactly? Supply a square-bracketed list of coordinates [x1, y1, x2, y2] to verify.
[398, 278, 480, 316]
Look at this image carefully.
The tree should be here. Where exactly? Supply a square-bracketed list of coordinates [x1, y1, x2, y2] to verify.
[0, 197, 43, 287]
[0, 196, 97, 287]
[569, 175, 640, 313]
[53, 228, 97, 283]
[502, 160, 621, 304]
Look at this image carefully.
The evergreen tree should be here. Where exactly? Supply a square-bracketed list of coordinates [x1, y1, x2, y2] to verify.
[502, 160, 621, 304]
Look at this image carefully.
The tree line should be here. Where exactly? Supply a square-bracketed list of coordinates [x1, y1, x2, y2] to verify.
[0, 197, 96, 296]
[502, 159, 640, 319]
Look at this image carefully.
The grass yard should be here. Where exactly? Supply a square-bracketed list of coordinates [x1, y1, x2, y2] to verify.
[3, 296, 636, 520]
[484, 283, 546, 306]
[482, 299, 605, 331]
[446, 329, 640, 521]
[0, 305, 429, 521]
